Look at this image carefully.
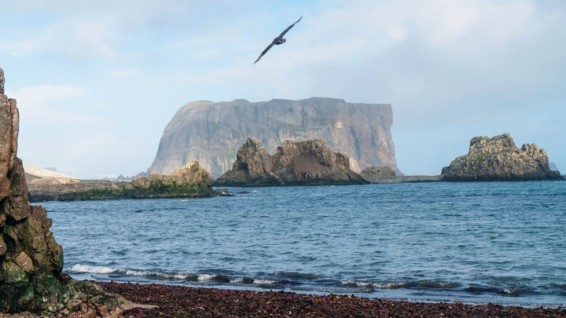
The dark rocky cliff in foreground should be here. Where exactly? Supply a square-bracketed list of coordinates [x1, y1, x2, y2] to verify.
[441, 134, 562, 181]
[1, 68, 65, 312]
[149, 98, 396, 178]
[214, 138, 368, 186]
[0, 68, 137, 316]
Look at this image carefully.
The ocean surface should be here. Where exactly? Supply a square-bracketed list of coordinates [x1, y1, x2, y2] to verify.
[44, 182, 566, 308]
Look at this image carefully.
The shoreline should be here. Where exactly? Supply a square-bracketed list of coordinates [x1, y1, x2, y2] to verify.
[97, 281, 566, 317]
[28, 175, 566, 202]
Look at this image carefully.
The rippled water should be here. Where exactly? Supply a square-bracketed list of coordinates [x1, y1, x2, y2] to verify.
[44, 182, 566, 307]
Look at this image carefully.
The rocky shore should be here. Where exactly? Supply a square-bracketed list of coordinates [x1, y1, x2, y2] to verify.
[28, 162, 213, 202]
[97, 281, 566, 318]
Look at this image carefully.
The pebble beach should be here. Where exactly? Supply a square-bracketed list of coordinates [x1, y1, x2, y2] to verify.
[99, 281, 566, 318]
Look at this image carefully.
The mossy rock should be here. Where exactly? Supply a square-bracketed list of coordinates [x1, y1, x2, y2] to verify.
[0, 281, 35, 312]
[56, 182, 212, 201]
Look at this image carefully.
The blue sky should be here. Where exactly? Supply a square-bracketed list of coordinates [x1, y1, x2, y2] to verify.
[1, 0, 565, 179]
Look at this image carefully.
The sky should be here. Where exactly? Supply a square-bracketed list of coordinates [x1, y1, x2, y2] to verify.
[1, 0, 565, 179]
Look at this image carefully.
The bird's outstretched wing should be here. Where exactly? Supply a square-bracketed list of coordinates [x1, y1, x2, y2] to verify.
[253, 16, 302, 64]
[279, 16, 302, 38]
[254, 42, 275, 64]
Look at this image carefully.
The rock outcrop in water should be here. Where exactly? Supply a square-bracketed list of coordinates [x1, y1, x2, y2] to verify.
[360, 167, 442, 183]
[149, 97, 397, 178]
[441, 133, 563, 181]
[214, 138, 368, 186]
[360, 166, 397, 182]
[29, 161, 214, 202]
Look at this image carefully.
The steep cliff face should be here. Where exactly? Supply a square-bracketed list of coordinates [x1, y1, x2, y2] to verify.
[214, 138, 368, 186]
[0, 68, 65, 312]
[441, 134, 563, 181]
[149, 98, 396, 178]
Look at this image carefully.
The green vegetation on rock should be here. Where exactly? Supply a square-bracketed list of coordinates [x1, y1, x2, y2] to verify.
[57, 182, 212, 201]
[30, 161, 214, 202]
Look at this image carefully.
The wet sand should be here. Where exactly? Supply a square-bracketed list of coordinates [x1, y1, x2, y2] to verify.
[98, 281, 566, 317]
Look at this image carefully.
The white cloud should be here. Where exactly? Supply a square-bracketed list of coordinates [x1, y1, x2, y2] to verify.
[58, 133, 146, 179]
[10, 84, 105, 125]
[13, 84, 84, 106]
[2, 16, 117, 59]
[1, 1, 192, 59]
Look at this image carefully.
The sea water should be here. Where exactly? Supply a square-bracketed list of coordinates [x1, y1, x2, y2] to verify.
[44, 181, 566, 307]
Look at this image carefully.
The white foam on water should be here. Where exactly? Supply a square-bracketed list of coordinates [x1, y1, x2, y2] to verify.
[340, 280, 373, 288]
[124, 269, 151, 277]
[374, 282, 406, 289]
[69, 265, 199, 282]
[175, 273, 190, 280]
[198, 274, 215, 282]
[123, 270, 188, 280]
[71, 264, 116, 274]
[254, 279, 277, 285]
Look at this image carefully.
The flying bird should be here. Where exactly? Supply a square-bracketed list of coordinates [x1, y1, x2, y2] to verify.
[253, 16, 302, 64]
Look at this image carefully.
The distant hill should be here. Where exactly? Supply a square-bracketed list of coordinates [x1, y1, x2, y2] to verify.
[24, 165, 79, 185]
[148, 97, 397, 178]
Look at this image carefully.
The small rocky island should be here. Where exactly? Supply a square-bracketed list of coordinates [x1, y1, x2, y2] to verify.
[214, 138, 368, 186]
[441, 133, 562, 181]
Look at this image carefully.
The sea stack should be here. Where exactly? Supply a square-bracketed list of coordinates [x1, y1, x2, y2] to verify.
[214, 138, 368, 186]
[0, 68, 65, 312]
[441, 133, 562, 181]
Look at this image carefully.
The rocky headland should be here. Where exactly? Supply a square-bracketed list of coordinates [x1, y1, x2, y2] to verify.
[29, 161, 213, 202]
[148, 97, 397, 178]
[441, 133, 563, 181]
[214, 138, 368, 186]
